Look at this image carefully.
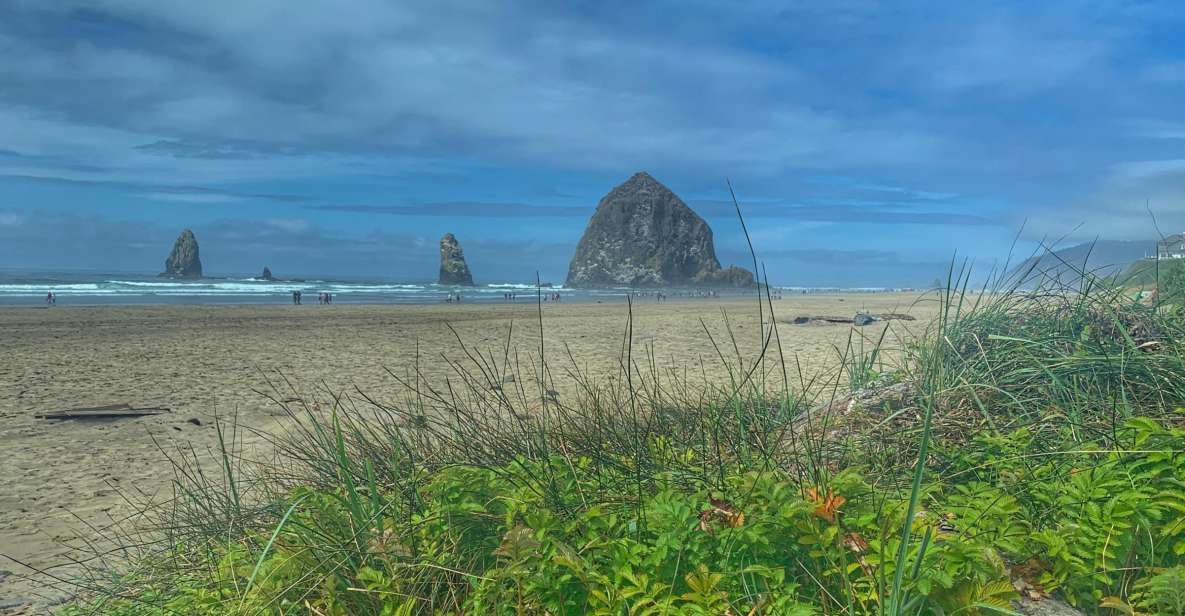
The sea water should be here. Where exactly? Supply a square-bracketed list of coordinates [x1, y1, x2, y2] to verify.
[0, 271, 844, 306]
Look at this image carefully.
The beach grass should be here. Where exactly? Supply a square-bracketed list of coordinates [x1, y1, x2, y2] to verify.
[56, 265, 1185, 616]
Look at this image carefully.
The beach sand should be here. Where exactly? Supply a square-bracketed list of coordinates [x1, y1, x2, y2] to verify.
[0, 293, 938, 610]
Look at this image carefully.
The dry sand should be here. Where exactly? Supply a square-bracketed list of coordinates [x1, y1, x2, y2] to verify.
[0, 293, 938, 610]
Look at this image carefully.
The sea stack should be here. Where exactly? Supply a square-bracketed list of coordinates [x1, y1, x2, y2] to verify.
[565, 172, 754, 288]
[438, 233, 475, 286]
[159, 229, 203, 279]
[260, 266, 274, 281]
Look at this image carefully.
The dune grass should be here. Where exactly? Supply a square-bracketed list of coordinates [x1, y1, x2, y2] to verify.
[56, 266, 1185, 616]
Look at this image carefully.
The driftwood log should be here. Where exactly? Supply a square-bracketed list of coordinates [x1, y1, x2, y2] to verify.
[789, 313, 917, 326]
[37, 403, 170, 420]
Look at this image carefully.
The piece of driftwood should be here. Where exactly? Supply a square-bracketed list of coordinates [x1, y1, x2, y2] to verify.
[791, 315, 853, 324]
[790, 313, 917, 326]
[38, 403, 171, 420]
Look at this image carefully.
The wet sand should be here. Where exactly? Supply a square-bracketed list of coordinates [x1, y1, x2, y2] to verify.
[0, 293, 937, 610]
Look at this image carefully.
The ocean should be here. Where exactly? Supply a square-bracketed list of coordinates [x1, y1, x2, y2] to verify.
[0, 271, 760, 306]
[0, 271, 904, 306]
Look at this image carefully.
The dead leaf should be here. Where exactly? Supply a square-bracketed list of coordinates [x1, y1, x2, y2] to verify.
[807, 487, 846, 523]
[698, 497, 746, 533]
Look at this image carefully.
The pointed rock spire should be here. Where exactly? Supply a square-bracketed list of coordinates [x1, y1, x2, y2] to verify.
[439, 233, 475, 285]
[159, 229, 203, 279]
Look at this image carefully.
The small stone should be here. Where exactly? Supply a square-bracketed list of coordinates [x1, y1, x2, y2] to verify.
[0, 598, 32, 610]
[187, 417, 202, 426]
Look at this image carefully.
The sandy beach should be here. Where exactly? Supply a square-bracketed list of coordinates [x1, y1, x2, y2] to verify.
[0, 293, 937, 609]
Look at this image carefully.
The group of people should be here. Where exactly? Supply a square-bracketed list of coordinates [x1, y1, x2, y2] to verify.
[445, 293, 463, 303]
[497, 292, 562, 302]
[290, 290, 334, 305]
[44, 291, 57, 305]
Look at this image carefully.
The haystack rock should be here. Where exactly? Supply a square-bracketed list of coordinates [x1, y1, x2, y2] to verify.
[565, 172, 754, 288]
[260, 266, 274, 281]
[159, 229, 203, 279]
[438, 233, 474, 286]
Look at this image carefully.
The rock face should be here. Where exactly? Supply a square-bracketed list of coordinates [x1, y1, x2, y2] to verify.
[565, 172, 754, 288]
[159, 229, 202, 279]
[438, 233, 474, 286]
[260, 267, 274, 281]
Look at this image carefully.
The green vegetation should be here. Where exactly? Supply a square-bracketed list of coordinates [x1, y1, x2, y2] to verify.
[1120, 257, 1185, 295]
[62, 275, 1185, 615]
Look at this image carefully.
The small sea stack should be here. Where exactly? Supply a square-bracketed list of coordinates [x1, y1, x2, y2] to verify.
[439, 233, 475, 286]
[260, 266, 274, 281]
[159, 229, 203, 279]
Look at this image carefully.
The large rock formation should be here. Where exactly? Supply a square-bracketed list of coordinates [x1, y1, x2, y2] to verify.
[260, 266, 274, 281]
[565, 172, 754, 288]
[438, 233, 475, 286]
[159, 229, 203, 279]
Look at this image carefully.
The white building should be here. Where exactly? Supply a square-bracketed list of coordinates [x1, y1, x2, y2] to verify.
[1158, 233, 1185, 259]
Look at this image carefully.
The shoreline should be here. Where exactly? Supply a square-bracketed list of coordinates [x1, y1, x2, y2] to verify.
[0, 288, 928, 309]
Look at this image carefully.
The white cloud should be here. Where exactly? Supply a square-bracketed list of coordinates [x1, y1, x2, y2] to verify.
[264, 218, 313, 234]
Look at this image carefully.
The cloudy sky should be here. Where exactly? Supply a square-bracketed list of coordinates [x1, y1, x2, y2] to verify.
[1, 1, 1184, 285]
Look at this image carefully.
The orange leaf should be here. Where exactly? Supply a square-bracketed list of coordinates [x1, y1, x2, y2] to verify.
[808, 488, 845, 522]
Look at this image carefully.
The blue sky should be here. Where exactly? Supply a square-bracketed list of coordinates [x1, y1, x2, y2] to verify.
[1, 1, 1184, 285]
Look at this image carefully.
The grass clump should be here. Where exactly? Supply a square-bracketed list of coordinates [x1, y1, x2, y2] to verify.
[59, 272, 1185, 615]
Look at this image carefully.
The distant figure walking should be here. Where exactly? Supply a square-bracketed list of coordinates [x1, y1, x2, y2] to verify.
[293, 290, 302, 305]
[46, 291, 55, 305]
[325, 292, 332, 304]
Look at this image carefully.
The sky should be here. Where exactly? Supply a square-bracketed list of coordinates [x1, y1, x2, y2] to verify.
[1, 1, 1184, 286]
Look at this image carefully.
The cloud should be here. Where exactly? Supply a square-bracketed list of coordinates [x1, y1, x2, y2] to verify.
[2, 1, 1185, 283]
[312, 202, 589, 218]
[1020, 157, 1185, 242]
[0, 1, 946, 182]
[134, 139, 305, 160]
[263, 218, 313, 233]
[0, 211, 25, 227]
[688, 200, 997, 226]
[0, 173, 310, 204]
